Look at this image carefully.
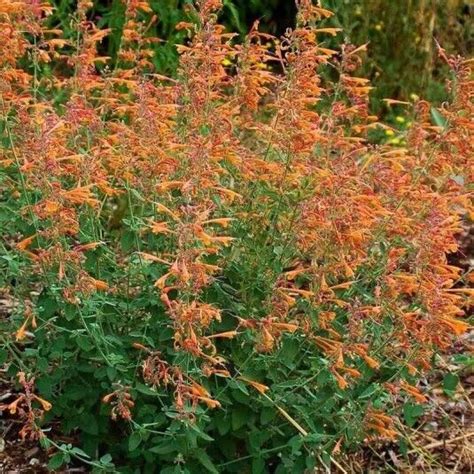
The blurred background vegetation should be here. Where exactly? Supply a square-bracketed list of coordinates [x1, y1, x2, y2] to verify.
[51, 0, 472, 108]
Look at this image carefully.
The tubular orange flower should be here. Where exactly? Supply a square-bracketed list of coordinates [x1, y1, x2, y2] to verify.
[400, 381, 428, 403]
[16, 234, 36, 251]
[238, 377, 270, 395]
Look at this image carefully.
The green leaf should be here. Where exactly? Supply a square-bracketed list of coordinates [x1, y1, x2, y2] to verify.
[228, 378, 249, 396]
[48, 452, 66, 471]
[279, 338, 299, 368]
[76, 336, 94, 352]
[252, 457, 265, 474]
[223, 0, 244, 34]
[0, 349, 8, 365]
[403, 403, 424, 427]
[64, 305, 77, 321]
[36, 376, 55, 399]
[452, 354, 474, 368]
[135, 383, 161, 396]
[120, 231, 135, 252]
[443, 373, 459, 396]
[430, 107, 447, 129]
[38, 294, 59, 318]
[215, 413, 230, 436]
[107, 366, 117, 381]
[189, 422, 214, 441]
[399, 437, 408, 456]
[81, 414, 99, 435]
[128, 431, 142, 452]
[160, 468, 181, 474]
[70, 447, 90, 458]
[99, 453, 113, 465]
[194, 449, 218, 474]
[359, 383, 379, 399]
[232, 406, 249, 431]
[260, 407, 276, 425]
[149, 443, 177, 455]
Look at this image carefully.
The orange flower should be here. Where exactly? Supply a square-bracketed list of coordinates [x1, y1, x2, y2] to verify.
[400, 381, 428, 403]
[238, 377, 269, 395]
[91, 278, 108, 291]
[61, 186, 99, 206]
[16, 234, 36, 251]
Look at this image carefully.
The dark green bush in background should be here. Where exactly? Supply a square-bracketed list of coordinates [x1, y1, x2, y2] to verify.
[49, 0, 472, 106]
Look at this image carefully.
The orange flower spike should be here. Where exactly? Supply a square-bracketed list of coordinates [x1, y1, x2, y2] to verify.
[438, 316, 469, 336]
[15, 306, 37, 341]
[271, 322, 298, 333]
[202, 217, 235, 228]
[320, 274, 330, 292]
[339, 366, 361, 378]
[283, 266, 306, 280]
[149, 221, 175, 235]
[189, 381, 210, 398]
[370, 411, 393, 425]
[313, 336, 342, 354]
[202, 365, 231, 378]
[236, 317, 258, 329]
[313, 28, 342, 37]
[61, 185, 99, 207]
[156, 181, 185, 192]
[365, 410, 398, 440]
[211, 187, 242, 203]
[199, 263, 222, 273]
[15, 319, 29, 342]
[155, 272, 172, 289]
[279, 287, 314, 299]
[330, 281, 355, 290]
[258, 326, 275, 352]
[132, 342, 149, 351]
[102, 386, 134, 420]
[32, 395, 52, 411]
[238, 376, 270, 395]
[363, 355, 380, 370]
[206, 331, 239, 339]
[2, 395, 25, 415]
[195, 227, 235, 247]
[187, 380, 221, 408]
[16, 234, 37, 251]
[154, 202, 182, 222]
[199, 397, 221, 409]
[277, 290, 296, 307]
[91, 278, 108, 291]
[136, 253, 172, 265]
[406, 363, 418, 376]
[400, 381, 428, 403]
[332, 370, 349, 390]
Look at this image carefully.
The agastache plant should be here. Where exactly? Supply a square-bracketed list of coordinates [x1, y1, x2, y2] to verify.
[0, 0, 472, 471]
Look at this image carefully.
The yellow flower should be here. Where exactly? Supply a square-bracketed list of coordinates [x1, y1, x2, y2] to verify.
[395, 116, 405, 124]
[385, 129, 395, 136]
[221, 58, 232, 67]
[410, 93, 419, 101]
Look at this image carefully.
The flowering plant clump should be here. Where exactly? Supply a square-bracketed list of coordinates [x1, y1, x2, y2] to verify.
[0, 0, 472, 471]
